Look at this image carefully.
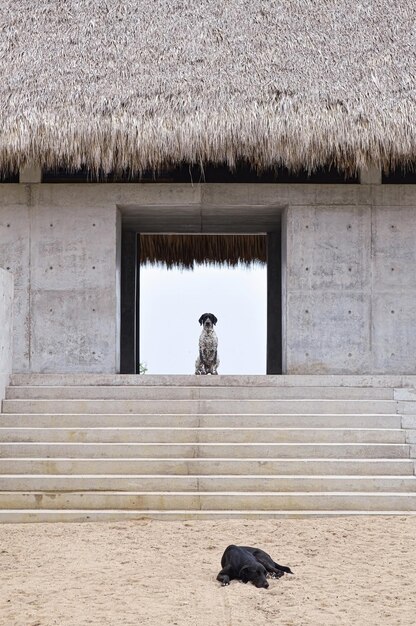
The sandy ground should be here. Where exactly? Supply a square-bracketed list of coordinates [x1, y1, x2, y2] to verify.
[1, 516, 416, 626]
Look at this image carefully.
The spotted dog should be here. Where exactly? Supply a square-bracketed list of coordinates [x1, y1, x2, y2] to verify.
[195, 313, 219, 375]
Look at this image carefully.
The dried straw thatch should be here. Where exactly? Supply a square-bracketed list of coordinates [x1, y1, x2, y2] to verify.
[1, 1, 416, 174]
[140, 234, 266, 268]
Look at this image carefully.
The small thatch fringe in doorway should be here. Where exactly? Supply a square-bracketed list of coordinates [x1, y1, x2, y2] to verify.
[139, 234, 267, 269]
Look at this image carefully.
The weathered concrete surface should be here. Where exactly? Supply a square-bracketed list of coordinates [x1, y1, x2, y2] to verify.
[9, 373, 416, 387]
[284, 200, 416, 374]
[0, 414, 402, 429]
[0, 187, 120, 372]
[19, 165, 42, 184]
[1, 397, 397, 414]
[359, 166, 382, 185]
[0, 426, 405, 444]
[1, 182, 416, 373]
[0, 457, 412, 475]
[0, 475, 414, 492]
[30, 204, 120, 373]
[1, 376, 415, 520]
[0, 195, 30, 371]
[4, 384, 395, 400]
[0, 268, 13, 399]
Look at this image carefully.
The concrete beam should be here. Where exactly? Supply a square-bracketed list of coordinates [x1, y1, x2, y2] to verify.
[359, 166, 382, 185]
[19, 165, 42, 184]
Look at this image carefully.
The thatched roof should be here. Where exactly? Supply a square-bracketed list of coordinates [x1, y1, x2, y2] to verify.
[1, 1, 416, 174]
[140, 235, 266, 269]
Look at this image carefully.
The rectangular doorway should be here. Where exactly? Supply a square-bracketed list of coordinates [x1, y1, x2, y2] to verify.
[120, 230, 283, 374]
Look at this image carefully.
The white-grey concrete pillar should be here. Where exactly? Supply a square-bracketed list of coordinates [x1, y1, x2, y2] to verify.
[359, 166, 382, 185]
[19, 165, 42, 184]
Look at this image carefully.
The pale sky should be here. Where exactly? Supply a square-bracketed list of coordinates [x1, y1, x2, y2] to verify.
[140, 264, 267, 375]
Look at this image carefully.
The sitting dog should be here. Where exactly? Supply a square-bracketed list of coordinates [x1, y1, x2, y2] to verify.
[216, 545, 293, 587]
[195, 313, 219, 375]
[216, 545, 269, 588]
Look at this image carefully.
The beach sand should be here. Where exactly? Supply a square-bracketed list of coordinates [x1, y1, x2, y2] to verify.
[1, 516, 416, 626]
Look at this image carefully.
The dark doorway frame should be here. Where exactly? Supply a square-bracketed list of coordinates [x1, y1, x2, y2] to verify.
[267, 229, 282, 374]
[120, 230, 282, 374]
[120, 232, 140, 374]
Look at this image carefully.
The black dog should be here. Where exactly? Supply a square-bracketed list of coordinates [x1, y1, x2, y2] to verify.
[217, 545, 269, 588]
[217, 545, 293, 588]
[239, 546, 293, 578]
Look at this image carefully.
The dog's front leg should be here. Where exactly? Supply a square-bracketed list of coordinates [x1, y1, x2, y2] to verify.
[217, 567, 232, 586]
[196, 349, 208, 375]
[195, 354, 206, 375]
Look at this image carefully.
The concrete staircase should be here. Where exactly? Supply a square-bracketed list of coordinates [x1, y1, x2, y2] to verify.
[1, 374, 416, 522]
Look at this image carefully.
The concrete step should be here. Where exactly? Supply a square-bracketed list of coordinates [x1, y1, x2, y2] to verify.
[398, 402, 416, 414]
[5, 385, 394, 400]
[2, 509, 416, 522]
[1, 491, 416, 510]
[2, 377, 413, 521]
[2, 399, 398, 414]
[10, 373, 416, 387]
[0, 413, 402, 428]
[1, 475, 415, 492]
[403, 416, 416, 428]
[395, 388, 416, 401]
[1, 458, 412, 475]
[0, 442, 409, 458]
[0, 427, 405, 444]
[406, 431, 416, 443]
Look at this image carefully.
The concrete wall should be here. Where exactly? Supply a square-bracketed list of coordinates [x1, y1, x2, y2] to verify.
[1, 181, 416, 374]
[0, 268, 13, 397]
[283, 199, 416, 374]
[0, 186, 120, 373]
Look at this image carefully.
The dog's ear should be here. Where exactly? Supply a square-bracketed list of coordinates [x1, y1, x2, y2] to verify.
[198, 314, 206, 325]
[211, 314, 218, 325]
[239, 566, 255, 583]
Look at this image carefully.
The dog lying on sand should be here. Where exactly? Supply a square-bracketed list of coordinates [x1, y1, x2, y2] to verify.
[217, 545, 293, 588]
